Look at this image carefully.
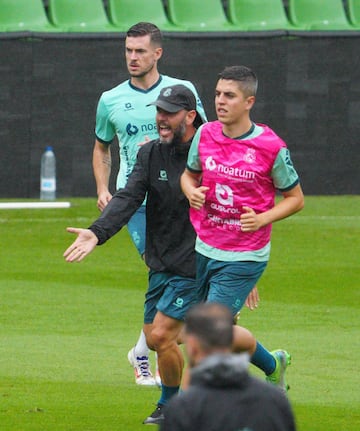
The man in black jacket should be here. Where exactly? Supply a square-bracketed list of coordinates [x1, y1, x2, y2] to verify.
[63, 85, 207, 418]
[161, 302, 296, 431]
[63, 84, 260, 425]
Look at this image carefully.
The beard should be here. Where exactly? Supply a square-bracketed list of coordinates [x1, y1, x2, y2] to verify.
[158, 120, 186, 145]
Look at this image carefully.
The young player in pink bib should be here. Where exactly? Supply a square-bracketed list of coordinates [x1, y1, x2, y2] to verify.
[181, 65, 304, 392]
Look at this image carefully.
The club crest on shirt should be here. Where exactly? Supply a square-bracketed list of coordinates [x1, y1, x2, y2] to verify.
[243, 148, 256, 163]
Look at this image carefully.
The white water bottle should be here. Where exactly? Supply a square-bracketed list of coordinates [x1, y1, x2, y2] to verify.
[40, 146, 56, 201]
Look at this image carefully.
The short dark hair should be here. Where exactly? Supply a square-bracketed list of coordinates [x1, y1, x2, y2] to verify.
[126, 22, 162, 47]
[185, 303, 234, 353]
[218, 65, 258, 97]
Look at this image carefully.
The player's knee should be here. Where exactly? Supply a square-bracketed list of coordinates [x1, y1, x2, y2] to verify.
[150, 326, 175, 351]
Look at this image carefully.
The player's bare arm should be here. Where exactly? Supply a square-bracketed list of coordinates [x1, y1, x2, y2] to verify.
[240, 184, 304, 232]
[93, 139, 112, 211]
[63, 228, 99, 263]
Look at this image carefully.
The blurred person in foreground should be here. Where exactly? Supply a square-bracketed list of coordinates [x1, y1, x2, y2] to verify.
[161, 302, 297, 431]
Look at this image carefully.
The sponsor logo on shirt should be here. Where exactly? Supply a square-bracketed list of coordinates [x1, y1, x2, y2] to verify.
[125, 122, 158, 136]
[205, 156, 217, 171]
[209, 183, 242, 229]
[205, 156, 255, 181]
[126, 123, 139, 136]
[215, 183, 233, 206]
[141, 122, 157, 133]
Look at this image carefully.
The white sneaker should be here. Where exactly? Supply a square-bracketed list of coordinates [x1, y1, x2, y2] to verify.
[127, 347, 156, 386]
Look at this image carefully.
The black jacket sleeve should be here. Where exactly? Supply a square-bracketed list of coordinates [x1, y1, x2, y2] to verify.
[89, 142, 153, 245]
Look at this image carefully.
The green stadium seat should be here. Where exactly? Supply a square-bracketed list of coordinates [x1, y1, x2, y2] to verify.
[167, 0, 236, 31]
[47, 0, 117, 32]
[227, 0, 295, 31]
[288, 0, 353, 30]
[0, 0, 57, 32]
[348, 0, 360, 28]
[107, 0, 180, 32]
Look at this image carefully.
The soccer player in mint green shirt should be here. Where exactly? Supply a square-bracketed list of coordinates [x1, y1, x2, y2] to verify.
[93, 22, 207, 387]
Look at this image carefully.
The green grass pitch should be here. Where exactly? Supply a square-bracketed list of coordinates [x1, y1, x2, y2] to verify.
[1, 196, 359, 430]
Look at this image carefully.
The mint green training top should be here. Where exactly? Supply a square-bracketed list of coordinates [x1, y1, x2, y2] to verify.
[95, 75, 207, 190]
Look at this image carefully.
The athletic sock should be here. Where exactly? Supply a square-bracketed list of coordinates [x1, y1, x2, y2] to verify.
[158, 385, 180, 406]
[250, 341, 276, 375]
[134, 329, 150, 357]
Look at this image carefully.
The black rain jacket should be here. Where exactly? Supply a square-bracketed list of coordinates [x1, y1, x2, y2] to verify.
[90, 138, 196, 278]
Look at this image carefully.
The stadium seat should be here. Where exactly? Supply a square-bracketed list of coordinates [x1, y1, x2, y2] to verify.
[47, 0, 117, 32]
[288, 0, 353, 30]
[348, 0, 360, 28]
[227, 0, 295, 31]
[0, 0, 57, 32]
[107, 0, 179, 32]
[167, 0, 236, 31]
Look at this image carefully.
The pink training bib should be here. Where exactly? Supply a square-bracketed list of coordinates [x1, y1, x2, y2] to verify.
[190, 122, 286, 252]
